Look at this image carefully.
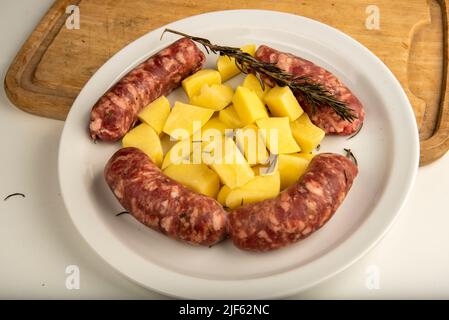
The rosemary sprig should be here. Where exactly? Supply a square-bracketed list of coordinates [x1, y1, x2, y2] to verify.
[161, 29, 357, 122]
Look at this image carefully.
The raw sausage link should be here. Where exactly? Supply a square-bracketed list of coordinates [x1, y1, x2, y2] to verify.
[90, 38, 205, 142]
[228, 153, 358, 252]
[255, 45, 365, 135]
[104, 147, 227, 246]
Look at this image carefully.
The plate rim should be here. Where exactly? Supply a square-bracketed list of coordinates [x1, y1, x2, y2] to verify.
[58, 9, 419, 299]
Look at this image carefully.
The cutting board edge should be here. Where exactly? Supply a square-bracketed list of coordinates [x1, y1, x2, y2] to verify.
[4, 0, 76, 121]
[419, 0, 449, 165]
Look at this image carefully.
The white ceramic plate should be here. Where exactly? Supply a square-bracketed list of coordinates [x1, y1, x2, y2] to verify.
[58, 10, 419, 299]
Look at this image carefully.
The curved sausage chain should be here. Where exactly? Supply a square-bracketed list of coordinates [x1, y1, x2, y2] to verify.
[89, 38, 206, 142]
[104, 148, 357, 251]
[90, 32, 365, 142]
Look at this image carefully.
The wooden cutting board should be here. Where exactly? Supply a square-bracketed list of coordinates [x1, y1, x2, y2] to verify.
[4, 0, 449, 166]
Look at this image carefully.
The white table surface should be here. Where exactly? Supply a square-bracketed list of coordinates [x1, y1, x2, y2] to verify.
[1, 0, 448, 299]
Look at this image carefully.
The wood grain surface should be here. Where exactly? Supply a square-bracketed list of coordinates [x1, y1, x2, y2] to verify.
[4, 0, 449, 165]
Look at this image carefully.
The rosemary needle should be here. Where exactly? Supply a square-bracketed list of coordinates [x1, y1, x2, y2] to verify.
[3, 193, 25, 201]
[344, 148, 358, 166]
[348, 122, 363, 140]
[115, 211, 129, 217]
[161, 29, 357, 122]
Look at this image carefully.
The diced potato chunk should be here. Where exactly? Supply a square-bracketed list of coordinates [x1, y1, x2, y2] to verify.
[278, 153, 311, 190]
[182, 69, 221, 99]
[225, 172, 280, 209]
[211, 164, 253, 190]
[137, 96, 171, 135]
[204, 138, 254, 189]
[190, 84, 234, 111]
[264, 86, 303, 121]
[163, 102, 214, 138]
[242, 74, 270, 99]
[161, 138, 193, 169]
[122, 123, 163, 167]
[290, 113, 325, 153]
[163, 163, 220, 198]
[242, 44, 257, 56]
[218, 104, 245, 129]
[217, 185, 231, 206]
[256, 117, 301, 154]
[232, 86, 269, 125]
[217, 44, 256, 81]
[201, 116, 228, 136]
[235, 124, 269, 165]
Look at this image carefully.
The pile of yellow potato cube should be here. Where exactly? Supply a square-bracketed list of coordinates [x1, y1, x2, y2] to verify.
[122, 44, 325, 209]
